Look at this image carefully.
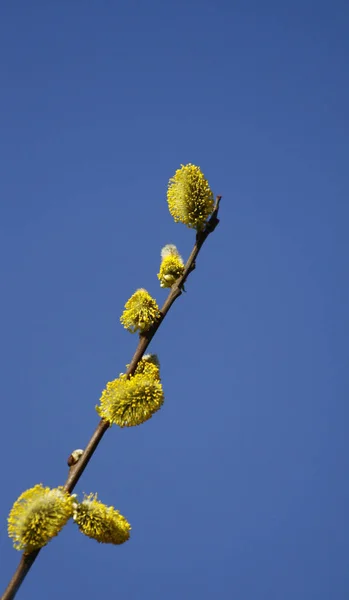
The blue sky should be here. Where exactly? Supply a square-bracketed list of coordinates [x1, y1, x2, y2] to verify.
[0, 1, 348, 598]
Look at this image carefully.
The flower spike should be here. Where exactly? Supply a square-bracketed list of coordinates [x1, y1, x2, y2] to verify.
[157, 244, 185, 288]
[8, 485, 74, 552]
[133, 354, 161, 379]
[73, 493, 131, 545]
[167, 164, 214, 230]
[120, 288, 161, 333]
[96, 358, 164, 427]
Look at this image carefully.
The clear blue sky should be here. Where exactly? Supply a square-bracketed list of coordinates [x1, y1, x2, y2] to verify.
[0, 1, 348, 598]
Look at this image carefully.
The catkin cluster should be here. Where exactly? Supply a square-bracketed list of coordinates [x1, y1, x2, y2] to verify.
[7, 164, 215, 558]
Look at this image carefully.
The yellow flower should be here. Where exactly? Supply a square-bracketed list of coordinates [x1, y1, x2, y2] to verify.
[73, 493, 131, 545]
[120, 289, 161, 333]
[8, 485, 74, 552]
[167, 164, 214, 230]
[133, 354, 161, 379]
[157, 245, 185, 288]
[119, 354, 160, 380]
[96, 368, 164, 427]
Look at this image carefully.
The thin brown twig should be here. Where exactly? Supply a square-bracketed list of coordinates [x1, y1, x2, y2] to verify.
[1, 196, 221, 600]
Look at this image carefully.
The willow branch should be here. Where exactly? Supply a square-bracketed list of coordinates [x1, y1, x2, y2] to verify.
[1, 196, 221, 600]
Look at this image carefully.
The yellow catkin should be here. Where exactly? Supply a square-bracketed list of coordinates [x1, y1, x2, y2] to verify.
[167, 164, 214, 230]
[73, 493, 131, 545]
[120, 289, 161, 333]
[8, 485, 74, 552]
